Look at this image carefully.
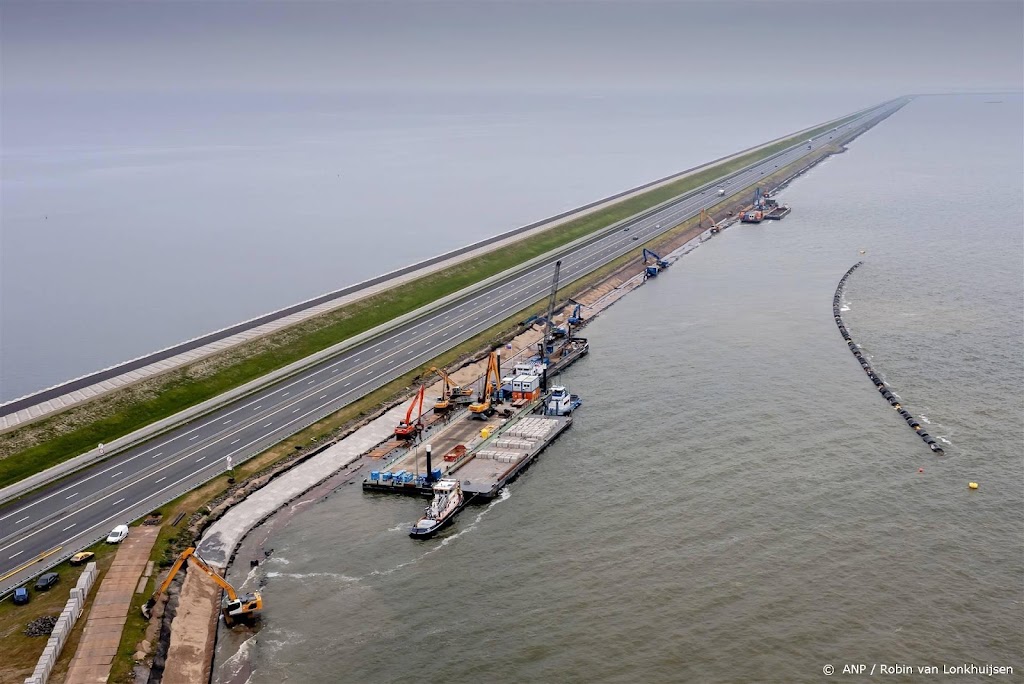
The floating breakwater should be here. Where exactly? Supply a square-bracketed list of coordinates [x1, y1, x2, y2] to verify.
[833, 262, 944, 454]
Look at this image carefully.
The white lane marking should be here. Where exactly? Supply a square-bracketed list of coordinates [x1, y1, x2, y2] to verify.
[9, 550, 24, 559]
[63, 524, 76, 531]
[262, 422, 273, 427]
[293, 408, 300, 413]
[353, 357, 361, 362]
[332, 369, 339, 373]
[152, 452, 163, 459]
[343, 383, 350, 388]
[319, 394, 328, 399]
[189, 435, 198, 441]
[155, 477, 166, 484]
[253, 405, 262, 410]
[223, 420, 232, 424]
[112, 498, 124, 506]
[388, 360, 395, 365]
[15, 516, 29, 524]
[196, 456, 206, 462]
[66, 492, 78, 500]
[112, 471, 123, 478]
[372, 347, 381, 353]
[231, 439, 240, 445]
[282, 392, 290, 397]
[308, 381, 314, 384]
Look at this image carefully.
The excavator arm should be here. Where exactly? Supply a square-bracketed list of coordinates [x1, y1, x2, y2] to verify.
[142, 547, 261, 624]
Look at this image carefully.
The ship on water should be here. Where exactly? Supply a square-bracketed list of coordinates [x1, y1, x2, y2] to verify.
[409, 479, 466, 539]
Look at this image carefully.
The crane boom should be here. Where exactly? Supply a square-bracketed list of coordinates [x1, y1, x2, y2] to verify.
[540, 261, 562, 365]
[142, 547, 262, 625]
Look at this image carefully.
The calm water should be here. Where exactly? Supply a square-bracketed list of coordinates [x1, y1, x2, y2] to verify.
[214, 95, 1024, 682]
[2, 90, 876, 400]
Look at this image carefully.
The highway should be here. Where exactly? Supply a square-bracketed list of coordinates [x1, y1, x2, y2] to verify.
[0, 100, 906, 593]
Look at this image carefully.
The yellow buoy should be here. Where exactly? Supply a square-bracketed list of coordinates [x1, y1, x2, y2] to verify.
[968, 482, 979, 490]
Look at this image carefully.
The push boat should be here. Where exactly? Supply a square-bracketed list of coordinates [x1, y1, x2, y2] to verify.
[409, 479, 466, 539]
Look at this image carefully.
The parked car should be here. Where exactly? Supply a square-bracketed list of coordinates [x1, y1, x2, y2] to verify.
[13, 587, 30, 605]
[106, 525, 129, 544]
[34, 573, 59, 591]
[70, 551, 95, 566]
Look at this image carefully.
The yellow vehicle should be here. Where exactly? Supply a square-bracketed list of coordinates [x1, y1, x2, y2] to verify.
[430, 366, 473, 412]
[700, 208, 722, 234]
[69, 551, 95, 566]
[469, 352, 501, 419]
[142, 547, 263, 626]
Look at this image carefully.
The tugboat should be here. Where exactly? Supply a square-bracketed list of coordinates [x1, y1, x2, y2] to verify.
[544, 385, 582, 416]
[409, 479, 466, 539]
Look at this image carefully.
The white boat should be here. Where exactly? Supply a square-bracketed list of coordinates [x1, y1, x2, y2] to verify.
[410, 479, 465, 539]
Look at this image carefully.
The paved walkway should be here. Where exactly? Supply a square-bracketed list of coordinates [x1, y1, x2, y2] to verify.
[64, 526, 159, 684]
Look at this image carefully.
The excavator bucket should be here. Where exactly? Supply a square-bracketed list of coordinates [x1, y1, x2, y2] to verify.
[141, 598, 156, 619]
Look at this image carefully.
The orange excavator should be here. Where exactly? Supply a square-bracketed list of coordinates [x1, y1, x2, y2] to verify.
[395, 385, 426, 438]
[142, 547, 262, 626]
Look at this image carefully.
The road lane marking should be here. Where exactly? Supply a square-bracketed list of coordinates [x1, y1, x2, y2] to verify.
[152, 452, 163, 459]
[112, 498, 124, 506]
[15, 517, 28, 525]
[293, 408, 300, 413]
[189, 435, 198, 441]
[254, 405, 262, 410]
[223, 420, 232, 424]
[63, 524, 75, 531]
[282, 392, 290, 397]
[155, 477, 166, 484]
[196, 457, 206, 462]
[112, 472, 123, 478]
[66, 493, 78, 500]
[9, 550, 23, 559]
[230, 439, 240, 445]
[332, 369, 339, 373]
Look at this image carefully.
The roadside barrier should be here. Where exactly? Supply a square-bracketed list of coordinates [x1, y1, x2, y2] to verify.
[833, 262, 943, 454]
[23, 561, 98, 684]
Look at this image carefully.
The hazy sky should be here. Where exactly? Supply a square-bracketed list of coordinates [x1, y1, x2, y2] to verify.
[2, 0, 1022, 97]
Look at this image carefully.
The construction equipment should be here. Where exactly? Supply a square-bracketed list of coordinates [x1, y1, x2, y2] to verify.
[142, 547, 262, 626]
[700, 208, 722, 234]
[741, 187, 765, 223]
[539, 261, 562, 363]
[469, 351, 501, 418]
[429, 366, 473, 412]
[567, 300, 586, 325]
[395, 386, 426, 438]
[641, 248, 669, 277]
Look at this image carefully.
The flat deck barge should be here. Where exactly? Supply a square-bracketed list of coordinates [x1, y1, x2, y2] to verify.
[452, 411, 573, 499]
[763, 205, 791, 220]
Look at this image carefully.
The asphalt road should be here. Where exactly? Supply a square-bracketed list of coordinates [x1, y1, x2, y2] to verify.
[0, 100, 906, 593]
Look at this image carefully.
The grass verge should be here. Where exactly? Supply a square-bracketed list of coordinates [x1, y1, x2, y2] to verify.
[0, 114, 858, 489]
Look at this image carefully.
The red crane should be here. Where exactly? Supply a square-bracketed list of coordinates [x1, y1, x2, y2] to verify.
[395, 386, 426, 439]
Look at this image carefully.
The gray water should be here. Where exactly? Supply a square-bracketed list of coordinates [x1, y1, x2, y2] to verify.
[2, 90, 877, 400]
[215, 94, 1023, 683]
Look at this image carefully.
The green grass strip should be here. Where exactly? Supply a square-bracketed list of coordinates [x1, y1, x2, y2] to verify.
[0, 113, 860, 489]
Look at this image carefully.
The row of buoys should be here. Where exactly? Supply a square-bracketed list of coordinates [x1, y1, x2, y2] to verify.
[833, 262, 944, 455]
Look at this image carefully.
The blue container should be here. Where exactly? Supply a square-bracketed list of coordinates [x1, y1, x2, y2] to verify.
[370, 471, 380, 481]
[381, 471, 393, 482]
[431, 469, 442, 481]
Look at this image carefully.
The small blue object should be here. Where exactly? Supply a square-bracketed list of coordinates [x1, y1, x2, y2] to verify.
[381, 471, 393, 482]
[370, 471, 380, 481]
[432, 469, 442, 481]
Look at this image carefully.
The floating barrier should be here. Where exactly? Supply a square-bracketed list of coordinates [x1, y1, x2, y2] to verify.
[833, 261, 944, 455]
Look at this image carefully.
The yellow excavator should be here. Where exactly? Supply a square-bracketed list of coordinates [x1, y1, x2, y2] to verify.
[429, 366, 473, 412]
[468, 352, 501, 419]
[142, 547, 263, 626]
[700, 208, 722, 234]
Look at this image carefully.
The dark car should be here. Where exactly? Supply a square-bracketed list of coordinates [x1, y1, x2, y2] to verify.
[34, 572, 59, 591]
[13, 587, 29, 605]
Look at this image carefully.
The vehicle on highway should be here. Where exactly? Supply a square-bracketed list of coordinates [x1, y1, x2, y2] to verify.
[13, 587, 30, 605]
[34, 572, 59, 591]
[106, 525, 129, 544]
[70, 551, 95, 566]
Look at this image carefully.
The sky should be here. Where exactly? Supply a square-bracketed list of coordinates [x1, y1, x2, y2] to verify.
[2, 0, 1022, 97]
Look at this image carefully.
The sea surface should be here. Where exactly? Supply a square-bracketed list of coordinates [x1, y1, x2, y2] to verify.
[3, 90, 876, 400]
[214, 94, 1023, 683]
